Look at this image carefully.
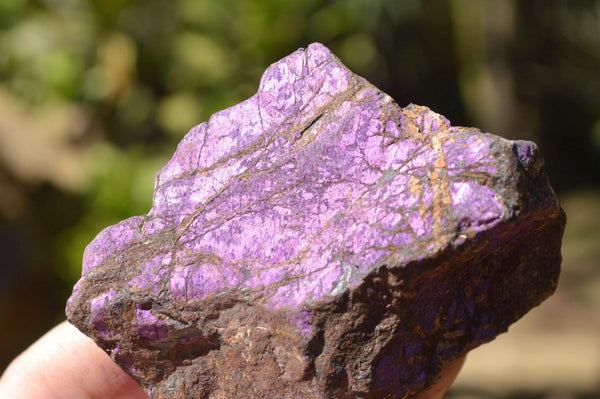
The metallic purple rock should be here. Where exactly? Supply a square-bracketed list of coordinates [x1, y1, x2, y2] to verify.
[66, 43, 564, 398]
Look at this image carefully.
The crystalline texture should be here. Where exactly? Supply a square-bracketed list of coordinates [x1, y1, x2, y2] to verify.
[66, 43, 565, 398]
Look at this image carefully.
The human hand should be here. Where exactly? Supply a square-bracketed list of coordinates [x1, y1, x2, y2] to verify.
[0, 321, 464, 398]
[0, 321, 147, 398]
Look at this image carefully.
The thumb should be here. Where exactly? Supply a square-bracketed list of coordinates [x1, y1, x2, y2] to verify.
[0, 321, 147, 399]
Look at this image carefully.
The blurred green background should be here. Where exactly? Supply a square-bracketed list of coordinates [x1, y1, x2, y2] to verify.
[0, 0, 598, 397]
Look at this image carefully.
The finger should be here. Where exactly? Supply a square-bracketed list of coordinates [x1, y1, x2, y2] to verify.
[416, 356, 466, 399]
[0, 321, 147, 399]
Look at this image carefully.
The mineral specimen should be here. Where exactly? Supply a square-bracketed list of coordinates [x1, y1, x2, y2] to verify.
[66, 43, 565, 398]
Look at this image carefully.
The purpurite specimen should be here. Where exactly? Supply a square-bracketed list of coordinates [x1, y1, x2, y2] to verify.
[66, 43, 565, 398]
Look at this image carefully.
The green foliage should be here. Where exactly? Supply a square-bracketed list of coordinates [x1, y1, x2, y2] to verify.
[0, 0, 415, 287]
[54, 144, 170, 282]
[1, 0, 599, 377]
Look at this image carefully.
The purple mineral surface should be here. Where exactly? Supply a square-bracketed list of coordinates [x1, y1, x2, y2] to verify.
[66, 43, 565, 398]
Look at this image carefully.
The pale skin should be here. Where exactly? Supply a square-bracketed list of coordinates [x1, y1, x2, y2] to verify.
[0, 321, 465, 398]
